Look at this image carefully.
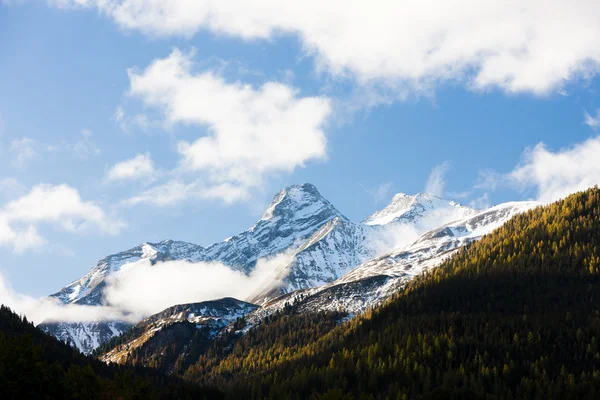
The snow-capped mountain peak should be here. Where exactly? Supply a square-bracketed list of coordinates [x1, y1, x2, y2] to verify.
[363, 192, 477, 226]
[260, 183, 340, 222]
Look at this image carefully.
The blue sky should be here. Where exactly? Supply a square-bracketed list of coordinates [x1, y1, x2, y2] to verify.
[2, 0, 600, 297]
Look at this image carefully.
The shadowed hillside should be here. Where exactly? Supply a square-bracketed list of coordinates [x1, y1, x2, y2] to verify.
[180, 187, 600, 399]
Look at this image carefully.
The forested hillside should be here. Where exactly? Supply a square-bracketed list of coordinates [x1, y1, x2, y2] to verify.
[0, 305, 221, 399]
[181, 187, 600, 399]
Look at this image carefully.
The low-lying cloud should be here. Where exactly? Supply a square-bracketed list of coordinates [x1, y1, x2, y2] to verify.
[0, 273, 136, 325]
[369, 205, 476, 255]
[103, 251, 294, 316]
[0, 251, 294, 325]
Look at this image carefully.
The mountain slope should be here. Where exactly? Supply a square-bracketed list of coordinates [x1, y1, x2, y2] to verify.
[44, 183, 476, 353]
[363, 192, 477, 226]
[183, 187, 600, 399]
[0, 305, 221, 399]
[252, 200, 540, 318]
[98, 199, 535, 368]
[97, 298, 258, 370]
[51, 240, 206, 306]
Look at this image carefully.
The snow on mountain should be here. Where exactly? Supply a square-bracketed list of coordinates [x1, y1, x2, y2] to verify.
[93, 199, 542, 365]
[43, 183, 480, 354]
[363, 192, 477, 227]
[44, 184, 364, 353]
[100, 298, 258, 365]
[248, 215, 375, 303]
[39, 320, 130, 356]
[338, 201, 541, 284]
[50, 240, 206, 306]
[250, 201, 542, 321]
[201, 183, 346, 274]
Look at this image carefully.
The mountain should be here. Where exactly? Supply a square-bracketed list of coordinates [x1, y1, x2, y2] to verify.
[42, 240, 206, 355]
[98, 298, 258, 370]
[0, 305, 221, 399]
[98, 200, 537, 366]
[363, 192, 477, 226]
[181, 187, 600, 399]
[250, 200, 540, 319]
[50, 240, 206, 306]
[43, 183, 477, 354]
[39, 320, 130, 355]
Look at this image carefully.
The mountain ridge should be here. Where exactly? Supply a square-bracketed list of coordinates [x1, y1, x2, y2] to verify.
[42, 183, 480, 354]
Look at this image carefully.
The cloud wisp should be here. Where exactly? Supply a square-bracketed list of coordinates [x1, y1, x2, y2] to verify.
[105, 153, 156, 183]
[9, 131, 100, 168]
[425, 162, 450, 198]
[584, 109, 600, 130]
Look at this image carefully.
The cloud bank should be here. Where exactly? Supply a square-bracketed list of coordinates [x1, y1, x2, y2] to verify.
[54, 0, 600, 95]
[123, 48, 331, 203]
[103, 251, 294, 316]
[0, 273, 135, 324]
[0, 184, 124, 252]
[0, 251, 293, 324]
[509, 135, 600, 202]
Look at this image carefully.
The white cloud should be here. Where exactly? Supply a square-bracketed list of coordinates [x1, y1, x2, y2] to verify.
[9, 137, 44, 167]
[9, 132, 100, 167]
[103, 251, 294, 316]
[584, 109, 600, 130]
[105, 153, 156, 183]
[0, 178, 26, 200]
[113, 106, 125, 123]
[0, 272, 137, 324]
[367, 182, 393, 204]
[368, 205, 476, 254]
[125, 179, 249, 206]
[0, 250, 293, 324]
[69, 129, 100, 160]
[425, 161, 450, 197]
[0, 184, 124, 252]
[509, 136, 600, 202]
[54, 0, 600, 95]
[124, 48, 330, 202]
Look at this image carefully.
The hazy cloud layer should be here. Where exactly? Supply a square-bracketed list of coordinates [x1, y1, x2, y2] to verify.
[9, 131, 100, 167]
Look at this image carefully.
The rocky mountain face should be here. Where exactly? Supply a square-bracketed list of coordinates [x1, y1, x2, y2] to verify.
[96, 200, 541, 366]
[99, 298, 258, 367]
[363, 192, 477, 227]
[50, 240, 206, 306]
[43, 183, 486, 354]
[251, 201, 542, 321]
[39, 320, 130, 354]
